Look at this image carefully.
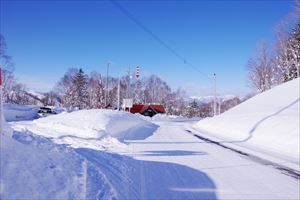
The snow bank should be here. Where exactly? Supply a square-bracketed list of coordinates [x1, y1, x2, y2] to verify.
[1, 121, 121, 199]
[195, 78, 300, 163]
[0, 130, 87, 199]
[12, 109, 158, 149]
[3, 103, 39, 122]
[0, 110, 156, 199]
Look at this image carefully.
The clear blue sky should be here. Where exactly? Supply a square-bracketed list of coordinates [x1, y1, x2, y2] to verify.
[0, 0, 293, 96]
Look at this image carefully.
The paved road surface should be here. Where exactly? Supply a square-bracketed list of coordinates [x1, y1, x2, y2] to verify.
[124, 121, 300, 200]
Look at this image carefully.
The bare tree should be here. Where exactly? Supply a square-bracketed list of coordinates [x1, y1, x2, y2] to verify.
[54, 68, 78, 106]
[88, 72, 104, 109]
[247, 41, 273, 93]
[0, 34, 17, 103]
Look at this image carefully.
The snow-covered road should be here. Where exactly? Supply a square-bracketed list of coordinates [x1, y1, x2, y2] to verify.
[124, 121, 300, 200]
[2, 117, 299, 199]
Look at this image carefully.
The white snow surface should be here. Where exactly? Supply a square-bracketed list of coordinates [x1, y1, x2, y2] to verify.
[11, 109, 158, 150]
[2, 119, 299, 199]
[195, 78, 300, 165]
[3, 103, 39, 122]
[1, 79, 300, 199]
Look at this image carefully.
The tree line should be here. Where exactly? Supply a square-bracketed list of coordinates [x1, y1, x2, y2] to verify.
[51, 67, 190, 114]
[0, 32, 246, 118]
[247, 1, 300, 93]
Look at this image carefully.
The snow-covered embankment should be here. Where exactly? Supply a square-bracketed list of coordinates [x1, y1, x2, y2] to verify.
[194, 78, 300, 167]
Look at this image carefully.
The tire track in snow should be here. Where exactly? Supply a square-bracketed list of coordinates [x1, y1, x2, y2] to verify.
[186, 129, 300, 179]
[139, 161, 147, 199]
[80, 159, 87, 200]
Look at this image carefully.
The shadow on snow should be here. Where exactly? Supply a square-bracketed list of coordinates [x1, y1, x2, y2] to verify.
[131, 150, 208, 157]
[75, 148, 217, 200]
[9, 131, 218, 200]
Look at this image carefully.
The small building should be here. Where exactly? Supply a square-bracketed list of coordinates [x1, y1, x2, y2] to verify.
[130, 104, 166, 117]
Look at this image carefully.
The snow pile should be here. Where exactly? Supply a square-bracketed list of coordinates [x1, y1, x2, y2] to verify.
[0, 109, 156, 199]
[12, 109, 158, 150]
[0, 130, 86, 199]
[3, 103, 39, 122]
[1, 120, 120, 199]
[195, 78, 300, 163]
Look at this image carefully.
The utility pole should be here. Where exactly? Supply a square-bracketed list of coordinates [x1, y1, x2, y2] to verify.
[105, 62, 110, 108]
[213, 73, 217, 116]
[127, 67, 131, 98]
[152, 77, 155, 104]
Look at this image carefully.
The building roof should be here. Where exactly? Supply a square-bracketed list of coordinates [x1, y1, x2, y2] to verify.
[130, 104, 166, 114]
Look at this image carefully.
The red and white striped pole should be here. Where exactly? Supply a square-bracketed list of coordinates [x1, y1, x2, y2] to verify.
[0, 66, 3, 133]
[136, 66, 140, 79]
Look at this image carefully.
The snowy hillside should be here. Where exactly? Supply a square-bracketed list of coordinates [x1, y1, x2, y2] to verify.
[194, 78, 300, 165]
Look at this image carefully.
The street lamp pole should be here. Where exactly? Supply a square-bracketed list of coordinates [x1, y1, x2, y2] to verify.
[117, 74, 120, 111]
[213, 73, 217, 116]
[128, 66, 131, 98]
[105, 62, 110, 108]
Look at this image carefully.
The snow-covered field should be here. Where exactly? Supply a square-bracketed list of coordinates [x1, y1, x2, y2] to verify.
[194, 78, 300, 168]
[1, 79, 299, 199]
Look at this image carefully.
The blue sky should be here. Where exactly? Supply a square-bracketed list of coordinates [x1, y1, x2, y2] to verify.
[0, 0, 293, 96]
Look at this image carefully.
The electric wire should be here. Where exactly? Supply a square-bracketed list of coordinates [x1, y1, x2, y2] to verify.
[110, 0, 212, 81]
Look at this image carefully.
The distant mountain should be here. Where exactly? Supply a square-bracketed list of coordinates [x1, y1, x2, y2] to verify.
[190, 94, 238, 104]
[24, 90, 45, 106]
[27, 90, 46, 100]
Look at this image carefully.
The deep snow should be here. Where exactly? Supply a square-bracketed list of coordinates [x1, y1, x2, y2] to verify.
[2, 118, 299, 199]
[11, 109, 158, 152]
[1, 79, 299, 199]
[195, 78, 300, 168]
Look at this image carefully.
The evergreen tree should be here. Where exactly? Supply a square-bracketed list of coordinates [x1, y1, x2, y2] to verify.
[186, 100, 199, 118]
[65, 68, 89, 109]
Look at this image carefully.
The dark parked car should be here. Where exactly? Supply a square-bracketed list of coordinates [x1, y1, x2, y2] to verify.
[38, 107, 57, 117]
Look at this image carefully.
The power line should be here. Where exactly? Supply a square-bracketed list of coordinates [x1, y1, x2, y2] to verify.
[110, 0, 212, 81]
